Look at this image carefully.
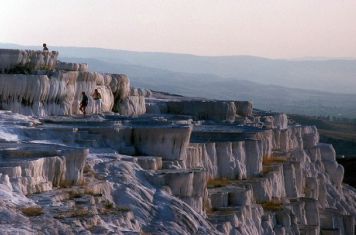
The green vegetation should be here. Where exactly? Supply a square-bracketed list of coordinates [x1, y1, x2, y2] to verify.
[104, 201, 114, 209]
[68, 190, 83, 199]
[21, 207, 44, 217]
[257, 200, 284, 211]
[263, 156, 288, 165]
[207, 178, 232, 188]
[261, 156, 288, 175]
[4, 63, 33, 74]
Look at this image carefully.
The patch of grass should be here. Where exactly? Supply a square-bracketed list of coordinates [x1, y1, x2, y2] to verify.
[5, 63, 33, 74]
[68, 190, 83, 199]
[263, 156, 288, 165]
[55, 208, 92, 219]
[207, 178, 232, 188]
[262, 165, 274, 175]
[59, 180, 75, 188]
[100, 201, 131, 215]
[104, 201, 114, 210]
[85, 189, 102, 197]
[70, 208, 91, 218]
[115, 206, 130, 212]
[102, 200, 130, 213]
[68, 188, 102, 199]
[206, 207, 236, 216]
[257, 200, 284, 211]
[21, 207, 44, 217]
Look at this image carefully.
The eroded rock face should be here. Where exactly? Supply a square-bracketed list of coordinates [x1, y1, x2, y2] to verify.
[165, 100, 237, 122]
[0, 49, 58, 72]
[185, 131, 272, 180]
[110, 74, 130, 105]
[0, 72, 115, 116]
[133, 125, 192, 160]
[0, 147, 88, 195]
[235, 101, 253, 117]
[118, 95, 146, 116]
[0, 49, 147, 117]
[56, 60, 88, 72]
[0, 108, 355, 234]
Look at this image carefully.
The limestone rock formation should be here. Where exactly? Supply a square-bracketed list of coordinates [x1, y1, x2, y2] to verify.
[56, 61, 89, 72]
[0, 49, 58, 72]
[0, 49, 355, 235]
[0, 49, 146, 116]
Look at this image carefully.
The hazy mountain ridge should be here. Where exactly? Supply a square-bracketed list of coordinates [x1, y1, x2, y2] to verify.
[61, 56, 356, 118]
[1, 42, 356, 94]
[2, 43, 356, 117]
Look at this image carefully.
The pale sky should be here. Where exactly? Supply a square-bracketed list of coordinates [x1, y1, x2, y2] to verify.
[1, 0, 356, 58]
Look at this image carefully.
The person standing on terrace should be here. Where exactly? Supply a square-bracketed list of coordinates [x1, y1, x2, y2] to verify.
[42, 43, 49, 52]
[79, 92, 88, 116]
[92, 89, 102, 114]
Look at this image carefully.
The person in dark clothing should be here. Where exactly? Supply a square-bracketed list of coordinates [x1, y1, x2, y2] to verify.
[79, 92, 88, 115]
[43, 43, 49, 52]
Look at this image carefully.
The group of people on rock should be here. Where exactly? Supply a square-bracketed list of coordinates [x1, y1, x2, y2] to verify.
[42, 43, 102, 117]
[79, 89, 102, 116]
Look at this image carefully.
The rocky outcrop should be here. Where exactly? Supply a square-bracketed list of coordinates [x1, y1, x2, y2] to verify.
[110, 76, 147, 116]
[118, 95, 146, 116]
[235, 101, 253, 116]
[165, 100, 237, 122]
[56, 60, 88, 72]
[0, 71, 115, 116]
[0, 49, 147, 116]
[0, 49, 58, 72]
[0, 146, 88, 195]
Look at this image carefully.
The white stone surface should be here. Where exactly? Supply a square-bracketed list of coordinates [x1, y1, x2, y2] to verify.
[235, 101, 253, 116]
[133, 126, 192, 160]
[118, 95, 146, 116]
[0, 49, 58, 72]
[0, 50, 356, 234]
[0, 148, 88, 195]
[166, 100, 238, 122]
[56, 61, 88, 72]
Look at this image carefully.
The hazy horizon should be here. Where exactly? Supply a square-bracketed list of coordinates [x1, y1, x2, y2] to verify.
[1, 0, 356, 58]
[3, 42, 356, 60]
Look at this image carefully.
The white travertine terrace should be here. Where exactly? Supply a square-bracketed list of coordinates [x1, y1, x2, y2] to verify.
[0, 49, 58, 72]
[0, 49, 355, 235]
[0, 49, 146, 116]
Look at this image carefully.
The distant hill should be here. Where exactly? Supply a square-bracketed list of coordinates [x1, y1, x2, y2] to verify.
[1, 43, 356, 117]
[1, 43, 356, 94]
[59, 57, 356, 118]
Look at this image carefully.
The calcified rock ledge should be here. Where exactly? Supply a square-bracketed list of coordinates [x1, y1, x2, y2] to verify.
[0, 49, 149, 116]
[0, 49, 355, 235]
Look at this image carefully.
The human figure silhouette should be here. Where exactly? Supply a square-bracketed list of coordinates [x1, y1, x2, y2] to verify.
[43, 43, 49, 52]
[79, 92, 88, 116]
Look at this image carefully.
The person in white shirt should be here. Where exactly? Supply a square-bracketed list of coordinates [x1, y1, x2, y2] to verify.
[92, 89, 102, 114]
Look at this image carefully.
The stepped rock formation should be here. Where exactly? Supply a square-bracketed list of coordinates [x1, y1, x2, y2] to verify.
[0, 49, 146, 116]
[0, 49, 355, 235]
